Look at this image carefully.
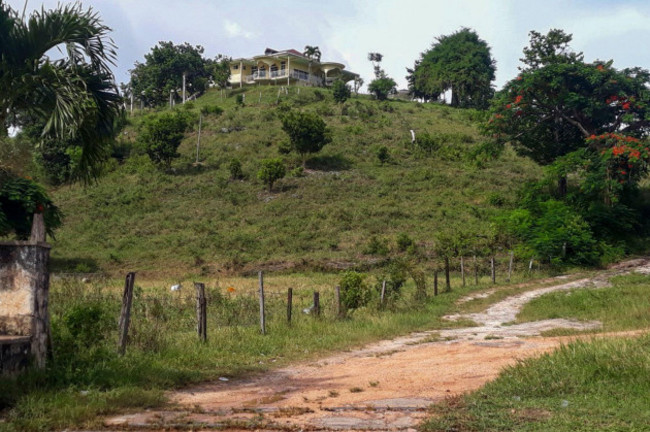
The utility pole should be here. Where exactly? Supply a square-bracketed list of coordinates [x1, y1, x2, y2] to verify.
[182, 72, 187, 104]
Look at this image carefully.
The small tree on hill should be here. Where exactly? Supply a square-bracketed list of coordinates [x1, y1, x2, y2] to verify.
[332, 79, 351, 103]
[367, 52, 396, 101]
[138, 111, 192, 170]
[280, 111, 332, 166]
[257, 158, 286, 192]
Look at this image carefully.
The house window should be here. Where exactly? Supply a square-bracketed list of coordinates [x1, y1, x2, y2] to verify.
[232, 64, 239, 70]
[280, 61, 286, 71]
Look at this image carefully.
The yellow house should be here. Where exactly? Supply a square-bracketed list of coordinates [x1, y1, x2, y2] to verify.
[229, 48, 358, 88]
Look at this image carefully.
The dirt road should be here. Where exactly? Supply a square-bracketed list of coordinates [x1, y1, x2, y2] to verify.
[104, 259, 650, 431]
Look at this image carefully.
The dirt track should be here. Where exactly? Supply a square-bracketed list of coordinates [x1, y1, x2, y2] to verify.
[104, 259, 650, 431]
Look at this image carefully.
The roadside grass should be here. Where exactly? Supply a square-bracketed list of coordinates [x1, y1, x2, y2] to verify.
[47, 85, 541, 275]
[515, 273, 650, 332]
[0, 269, 534, 432]
[421, 334, 650, 431]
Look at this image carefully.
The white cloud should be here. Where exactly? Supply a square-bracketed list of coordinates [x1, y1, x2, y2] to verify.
[223, 19, 256, 40]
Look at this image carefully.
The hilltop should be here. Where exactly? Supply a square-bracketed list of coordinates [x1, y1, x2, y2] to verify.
[48, 86, 540, 276]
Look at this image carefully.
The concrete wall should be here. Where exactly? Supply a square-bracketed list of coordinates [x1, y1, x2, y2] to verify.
[0, 242, 51, 370]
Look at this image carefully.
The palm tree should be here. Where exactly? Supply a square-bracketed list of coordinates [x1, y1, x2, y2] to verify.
[303, 45, 322, 85]
[0, 2, 122, 181]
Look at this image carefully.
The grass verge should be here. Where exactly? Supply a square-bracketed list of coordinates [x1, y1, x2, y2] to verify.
[421, 334, 650, 431]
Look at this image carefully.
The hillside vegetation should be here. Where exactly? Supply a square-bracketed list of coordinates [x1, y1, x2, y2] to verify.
[49, 86, 540, 275]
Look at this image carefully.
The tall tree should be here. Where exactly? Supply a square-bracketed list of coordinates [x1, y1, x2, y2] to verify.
[303, 45, 321, 85]
[487, 30, 650, 195]
[130, 41, 211, 106]
[407, 28, 496, 108]
[367, 52, 396, 100]
[520, 28, 584, 71]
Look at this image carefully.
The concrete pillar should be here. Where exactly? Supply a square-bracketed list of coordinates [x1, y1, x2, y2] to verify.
[0, 241, 51, 369]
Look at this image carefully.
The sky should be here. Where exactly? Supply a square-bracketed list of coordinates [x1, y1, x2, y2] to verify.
[6, 0, 650, 91]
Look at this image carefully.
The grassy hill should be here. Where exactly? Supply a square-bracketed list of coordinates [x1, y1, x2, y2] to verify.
[48, 86, 540, 276]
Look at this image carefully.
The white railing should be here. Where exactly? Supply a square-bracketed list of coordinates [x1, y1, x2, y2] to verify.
[244, 70, 324, 85]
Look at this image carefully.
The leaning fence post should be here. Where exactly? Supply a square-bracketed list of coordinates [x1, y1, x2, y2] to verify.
[195, 282, 207, 342]
[118, 272, 136, 355]
[335, 285, 343, 318]
[474, 255, 478, 285]
[380, 280, 387, 306]
[313, 291, 320, 317]
[258, 271, 266, 335]
[287, 288, 293, 324]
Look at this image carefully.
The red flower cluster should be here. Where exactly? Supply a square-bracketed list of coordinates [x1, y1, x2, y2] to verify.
[514, 95, 523, 104]
[606, 95, 618, 104]
[597, 64, 605, 71]
[622, 102, 631, 110]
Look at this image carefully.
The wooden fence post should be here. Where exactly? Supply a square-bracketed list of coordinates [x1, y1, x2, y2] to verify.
[335, 285, 343, 318]
[287, 288, 293, 324]
[434, 271, 438, 296]
[460, 256, 466, 287]
[507, 252, 514, 282]
[258, 271, 266, 335]
[117, 272, 136, 355]
[445, 257, 451, 292]
[313, 291, 320, 317]
[474, 255, 478, 285]
[380, 280, 387, 306]
[491, 257, 496, 284]
[529, 259, 534, 273]
[194, 282, 207, 342]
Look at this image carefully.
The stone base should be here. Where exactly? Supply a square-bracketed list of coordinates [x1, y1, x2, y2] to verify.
[0, 335, 31, 375]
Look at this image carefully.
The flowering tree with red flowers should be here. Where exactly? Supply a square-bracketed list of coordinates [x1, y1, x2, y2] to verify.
[582, 133, 650, 205]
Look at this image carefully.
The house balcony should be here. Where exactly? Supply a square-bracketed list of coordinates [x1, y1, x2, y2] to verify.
[242, 70, 324, 86]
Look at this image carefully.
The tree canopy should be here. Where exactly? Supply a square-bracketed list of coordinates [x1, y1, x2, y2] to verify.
[407, 28, 496, 108]
[129, 41, 229, 106]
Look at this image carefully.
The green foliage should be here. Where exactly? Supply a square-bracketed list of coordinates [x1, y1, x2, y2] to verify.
[228, 158, 243, 180]
[280, 111, 332, 162]
[129, 41, 223, 106]
[364, 236, 389, 256]
[339, 271, 371, 310]
[332, 79, 351, 103]
[520, 28, 584, 70]
[504, 199, 598, 265]
[396, 233, 414, 252]
[487, 38, 650, 167]
[205, 54, 231, 89]
[376, 145, 390, 164]
[377, 259, 409, 303]
[368, 77, 397, 101]
[257, 158, 286, 192]
[0, 174, 62, 239]
[407, 28, 495, 108]
[200, 104, 224, 116]
[0, 2, 122, 183]
[137, 111, 193, 170]
[236, 94, 245, 106]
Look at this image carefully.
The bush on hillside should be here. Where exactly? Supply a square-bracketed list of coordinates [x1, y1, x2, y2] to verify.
[280, 111, 331, 165]
[257, 158, 286, 192]
[339, 271, 371, 311]
[332, 79, 351, 103]
[137, 111, 194, 170]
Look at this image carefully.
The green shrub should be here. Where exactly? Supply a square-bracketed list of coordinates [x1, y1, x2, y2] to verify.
[235, 94, 245, 106]
[332, 79, 351, 103]
[339, 271, 371, 310]
[368, 77, 397, 101]
[257, 158, 286, 192]
[228, 158, 243, 180]
[280, 111, 332, 164]
[364, 236, 389, 256]
[376, 146, 390, 164]
[396, 233, 414, 252]
[137, 111, 193, 170]
[200, 104, 224, 116]
[290, 166, 304, 177]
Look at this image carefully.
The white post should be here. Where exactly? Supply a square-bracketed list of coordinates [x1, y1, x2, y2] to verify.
[287, 56, 290, 86]
[182, 72, 187, 104]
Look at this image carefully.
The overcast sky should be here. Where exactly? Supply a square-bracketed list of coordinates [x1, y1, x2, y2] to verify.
[7, 0, 650, 91]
